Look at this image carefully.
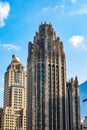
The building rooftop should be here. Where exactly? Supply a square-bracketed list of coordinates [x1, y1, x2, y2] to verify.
[12, 55, 20, 63]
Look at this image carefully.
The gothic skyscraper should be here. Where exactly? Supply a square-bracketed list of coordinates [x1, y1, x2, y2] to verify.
[27, 23, 68, 130]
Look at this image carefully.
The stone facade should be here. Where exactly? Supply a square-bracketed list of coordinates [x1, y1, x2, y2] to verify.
[67, 77, 80, 130]
[27, 23, 68, 130]
[2, 55, 26, 130]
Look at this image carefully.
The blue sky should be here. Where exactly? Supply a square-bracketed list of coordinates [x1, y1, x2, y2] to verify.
[0, 0, 87, 117]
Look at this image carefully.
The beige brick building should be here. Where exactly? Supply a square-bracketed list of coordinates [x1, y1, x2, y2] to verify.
[2, 55, 26, 130]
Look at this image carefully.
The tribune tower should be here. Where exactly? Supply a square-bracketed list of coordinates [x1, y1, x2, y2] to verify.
[27, 23, 68, 130]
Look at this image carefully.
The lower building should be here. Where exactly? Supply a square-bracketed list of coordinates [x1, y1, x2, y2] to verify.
[81, 116, 87, 130]
[67, 77, 80, 130]
[2, 107, 26, 130]
[81, 124, 87, 130]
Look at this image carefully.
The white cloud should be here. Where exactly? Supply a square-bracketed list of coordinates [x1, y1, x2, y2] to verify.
[70, 4, 87, 15]
[53, 6, 59, 11]
[0, 1, 10, 27]
[42, 7, 51, 14]
[41, 5, 65, 14]
[69, 36, 84, 48]
[0, 44, 21, 51]
[69, 35, 87, 50]
[71, 0, 77, 4]
[60, 5, 65, 9]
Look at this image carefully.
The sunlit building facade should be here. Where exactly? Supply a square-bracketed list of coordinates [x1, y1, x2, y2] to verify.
[2, 55, 26, 130]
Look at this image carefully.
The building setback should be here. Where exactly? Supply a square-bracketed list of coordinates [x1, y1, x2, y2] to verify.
[2, 55, 26, 130]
